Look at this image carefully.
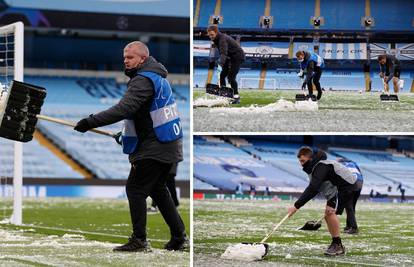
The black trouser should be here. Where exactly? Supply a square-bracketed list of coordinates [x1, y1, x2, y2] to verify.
[220, 56, 244, 94]
[126, 159, 185, 240]
[307, 66, 322, 96]
[346, 188, 361, 229]
[152, 173, 179, 207]
[335, 189, 357, 229]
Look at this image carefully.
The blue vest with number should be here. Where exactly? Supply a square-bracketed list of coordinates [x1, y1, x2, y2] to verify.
[121, 71, 183, 154]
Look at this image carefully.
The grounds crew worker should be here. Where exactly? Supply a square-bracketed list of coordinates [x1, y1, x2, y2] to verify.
[287, 147, 357, 256]
[296, 50, 324, 101]
[378, 54, 402, 93]
[207, 25, 245, 103]
[74, 41, 187, 252]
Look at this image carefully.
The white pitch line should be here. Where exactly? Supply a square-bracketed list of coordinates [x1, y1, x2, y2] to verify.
[21, 224, 168, 243]
[0, 256, 56, 267]
[298, 255, 384, 267]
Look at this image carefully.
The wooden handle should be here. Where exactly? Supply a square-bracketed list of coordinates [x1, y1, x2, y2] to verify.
[316, 214, 325, 224]
[36, 114, 115, 137]
[260, 213, 290, 243]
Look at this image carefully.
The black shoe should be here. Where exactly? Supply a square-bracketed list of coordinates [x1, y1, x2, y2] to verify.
[317, 90, 322, 100]
[164, 235, 189, 251]
[343, 226, 351, 232]
[324, 242, 345, 256]
[344, 227, 359, 234]
[113, 236, 149, 252]
[231, 95, 240, 104]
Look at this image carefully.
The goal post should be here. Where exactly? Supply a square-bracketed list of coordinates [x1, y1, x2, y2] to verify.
[239, 77, 277, 90]
[0, 21, 24, 225]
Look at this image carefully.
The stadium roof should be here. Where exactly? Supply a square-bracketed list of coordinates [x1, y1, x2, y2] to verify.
[5, 0, 189, 17]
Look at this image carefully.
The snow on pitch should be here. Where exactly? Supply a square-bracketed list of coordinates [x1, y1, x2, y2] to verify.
[221, 243, 267, 262]
[207, 99, 318, 113]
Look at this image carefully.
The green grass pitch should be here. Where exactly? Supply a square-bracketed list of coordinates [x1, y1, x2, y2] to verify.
[194, 199, 414, 267]
[193, 89, 414, 132]
[0, 198, 190, 267]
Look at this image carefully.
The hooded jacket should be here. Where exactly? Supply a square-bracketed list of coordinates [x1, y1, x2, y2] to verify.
[212, 32, 245, 66]
[294, 150, 356, 209]
[308, 151, 337, 201]
[85, 56, 183, 164]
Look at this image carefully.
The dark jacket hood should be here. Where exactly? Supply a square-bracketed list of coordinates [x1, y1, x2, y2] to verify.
[137, 56, 168, 78]
[303, 150, 327, 174]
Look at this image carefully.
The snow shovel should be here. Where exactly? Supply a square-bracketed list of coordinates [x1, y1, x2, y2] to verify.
[206, 65, 234, 98]
[380, 77, 399, 102]
[221, 213, 290, 262]
[298, 215, 325, 231]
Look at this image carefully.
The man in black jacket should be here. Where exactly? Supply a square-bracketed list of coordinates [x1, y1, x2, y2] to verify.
[207, 25, 245, 103]
[378, 54, 401, 93]
[74, 41, 187, 252]
[287, 147, 357, 256]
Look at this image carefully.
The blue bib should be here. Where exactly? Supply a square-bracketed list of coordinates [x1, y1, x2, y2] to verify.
[300, 52, 325, 70]
[121, 71, 183, 154]
[340, 161, 363, 182]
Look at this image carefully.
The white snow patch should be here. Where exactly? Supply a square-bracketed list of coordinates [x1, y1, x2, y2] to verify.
[221, 243, 267, 262]
[62, 233, 85, 240]
[209, 99, 317, 114]
[194, 95, 231, 107]
[285, 253, 292, 259]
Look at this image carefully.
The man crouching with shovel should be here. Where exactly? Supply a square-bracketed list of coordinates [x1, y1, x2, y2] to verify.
[287, 147, 357, 256]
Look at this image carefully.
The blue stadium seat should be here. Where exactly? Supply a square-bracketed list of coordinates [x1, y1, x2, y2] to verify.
[320, 0, 364, 30]
[370, 0, 414, 31]
[220, 0, 265, 28]
[0, 138, 83, 179]
[270, 0, 314, 30]
[196, 0, 414, 31]
[194, 136, 308, 191]
[196, 0, 216, 27]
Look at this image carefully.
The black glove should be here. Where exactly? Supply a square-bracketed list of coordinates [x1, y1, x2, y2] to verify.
[301, 82, 307, 90]
[74, 118, 91, 133]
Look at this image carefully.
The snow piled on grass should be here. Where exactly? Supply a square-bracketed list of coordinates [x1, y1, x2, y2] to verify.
[0, 228, 189, 266]
[209, 99, 318, 114]
[194, 95, 231, 107]
[193, 90, 414, 132]
[221, 243, 267, 262]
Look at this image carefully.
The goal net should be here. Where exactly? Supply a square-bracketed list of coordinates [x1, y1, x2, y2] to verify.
[0, 22, 24, 225]
[239, 77, 277, 90]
